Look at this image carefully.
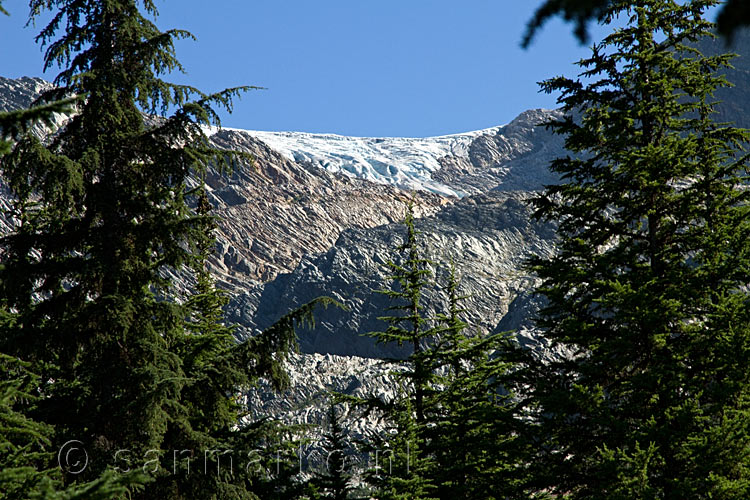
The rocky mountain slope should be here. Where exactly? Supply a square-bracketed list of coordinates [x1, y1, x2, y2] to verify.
[693, 29, 750, 130]
[0, 76, 55, 112]
[0, 75, 563, 430]
[227, 190, 556, 359]
[203, 129, 447, 287]
[2, 29, 748, 432]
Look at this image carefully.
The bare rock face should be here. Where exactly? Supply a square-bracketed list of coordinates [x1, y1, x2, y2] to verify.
[432, 109, 566, 195]
[242, 352, 400, 440]
[0, 76, 67, 140]
[0, 76, 54, 112]
[204, 129, 447, 289]
[225, 190, 556, 359]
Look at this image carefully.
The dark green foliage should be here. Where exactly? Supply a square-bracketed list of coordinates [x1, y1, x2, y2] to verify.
[375, 398, 436, 500]
[526, 0, 750, 497]
[428, 356, 529, 500]
[431, 262, 470, 380]
[362, 206, 528, 499]
[308, 403, 355, 500]
[0, 354, 141, 499]
[0, 355, 56, 498]
[371, 201, 438, 425]
[524, 0, 750, 47]
[0, 11, 136, 497]
[426, 266, 531, 500]
[358, 389, 436, 500]
[0, 1, 325, 498]
[364, 201, 438, 498]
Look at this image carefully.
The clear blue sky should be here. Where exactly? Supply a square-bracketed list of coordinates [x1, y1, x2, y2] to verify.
[0, 1, 708, 137]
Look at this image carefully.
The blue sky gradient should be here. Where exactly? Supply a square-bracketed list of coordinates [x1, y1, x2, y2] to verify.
[0, 1, 703, 137]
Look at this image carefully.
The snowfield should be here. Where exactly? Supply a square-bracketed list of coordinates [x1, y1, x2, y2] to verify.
[209, 126, 504, 198]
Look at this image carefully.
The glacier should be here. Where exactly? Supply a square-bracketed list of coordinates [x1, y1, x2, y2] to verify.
[209, 126, 505, 198]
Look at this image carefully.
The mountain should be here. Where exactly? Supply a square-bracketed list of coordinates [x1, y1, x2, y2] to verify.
[0, 76, 54, 112]
[201, 129, 447, 287]
[0, 76, 563, 431]
[239, 107, 565, 198]
[228, 189, 556, 359]
[1, 28, 748, 433]
[220, 107, 566, 359]
[692, 28, 750, 129]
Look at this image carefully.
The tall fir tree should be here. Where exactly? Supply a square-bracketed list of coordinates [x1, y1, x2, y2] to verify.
[361, 200, 438, 499]
[0, 1, 329, 498]
[362, 205, 529, 499]
[525, 0, 750, 497]
[308, 402, 355, 500]
[372, 200, 438, 426]
[0, 20, 136, 497]
[425, 264, 531, 500]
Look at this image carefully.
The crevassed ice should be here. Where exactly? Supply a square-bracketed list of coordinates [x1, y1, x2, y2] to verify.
[204, 125, 504, 198]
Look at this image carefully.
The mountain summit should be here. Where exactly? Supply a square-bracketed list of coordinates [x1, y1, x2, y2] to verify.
[1, 27, 747, 432]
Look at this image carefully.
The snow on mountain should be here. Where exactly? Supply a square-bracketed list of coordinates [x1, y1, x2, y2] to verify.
[218, 127, 504, 198]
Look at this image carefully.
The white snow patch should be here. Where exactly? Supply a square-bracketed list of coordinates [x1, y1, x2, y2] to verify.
[205, 125, 505, 198]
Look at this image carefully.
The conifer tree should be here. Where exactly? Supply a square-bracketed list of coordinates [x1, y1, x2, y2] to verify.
[361, 200, 438, 499]
[362, 207, 529, 499]
[0, 354, 140, 499]
[432, 262, 470, 380]
[0, 22, 135, 496]
[361, 391, 436, 500]
[525, 1, 750, 497]
[308, 402, 354, 500]
[425, 265, 530, 500]
[371, 200, 439, 426]
[0, 1, 326, 497]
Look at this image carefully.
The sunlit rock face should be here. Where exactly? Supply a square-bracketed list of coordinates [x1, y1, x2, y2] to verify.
[3, 28, 747, 434]
[227, 190, 556, 359]
[0, 76, 54, 112]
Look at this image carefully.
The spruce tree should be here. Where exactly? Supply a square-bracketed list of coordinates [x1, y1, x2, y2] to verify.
[426, 265, 530, 500]
[372, 200, 438, 426]
[308, 403, 354, 500]
[525, 1, 750, 497]
[362, 207, 529, 499]
[361, 200, 438, 499]
[0, 1, 324, 497]
[0, 75, 134, 500]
